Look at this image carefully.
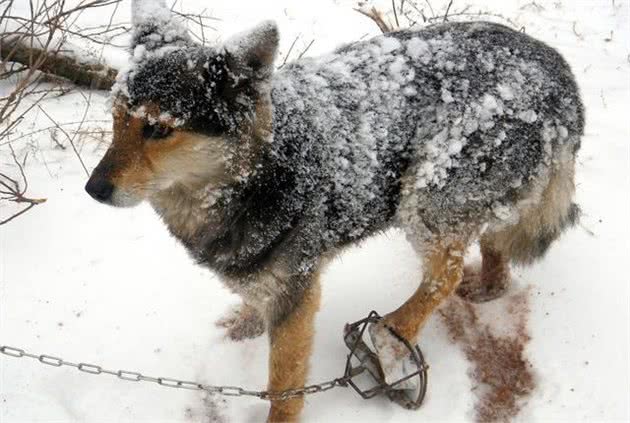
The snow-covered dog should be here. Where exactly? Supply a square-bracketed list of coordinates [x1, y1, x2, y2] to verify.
[85, 1, 583, 421]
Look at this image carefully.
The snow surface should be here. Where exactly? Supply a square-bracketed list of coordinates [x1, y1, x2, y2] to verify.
[1, 0, 629, 422]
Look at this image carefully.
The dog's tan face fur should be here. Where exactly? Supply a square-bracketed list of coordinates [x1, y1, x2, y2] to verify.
[91, 99, 231, 207]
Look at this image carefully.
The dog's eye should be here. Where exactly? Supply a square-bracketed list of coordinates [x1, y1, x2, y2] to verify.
[142, 123, 173, 140]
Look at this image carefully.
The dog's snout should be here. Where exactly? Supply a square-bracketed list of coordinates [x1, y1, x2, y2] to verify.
[85, 176, 114, 203]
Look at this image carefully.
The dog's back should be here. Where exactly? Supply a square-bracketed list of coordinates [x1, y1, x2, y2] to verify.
[271, 21, 583, 255]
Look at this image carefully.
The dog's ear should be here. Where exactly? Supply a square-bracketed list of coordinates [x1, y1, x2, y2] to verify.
[131, 0, 190, 52]
[223, 21, 279, 82]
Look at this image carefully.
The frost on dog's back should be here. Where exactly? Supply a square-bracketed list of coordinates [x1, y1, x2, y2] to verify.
[271, 21, 584, 242]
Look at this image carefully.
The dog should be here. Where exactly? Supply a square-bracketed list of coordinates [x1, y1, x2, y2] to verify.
[85, 1, 584, 421]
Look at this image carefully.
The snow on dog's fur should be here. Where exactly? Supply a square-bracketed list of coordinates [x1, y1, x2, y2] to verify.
[85, 0, 584, 421]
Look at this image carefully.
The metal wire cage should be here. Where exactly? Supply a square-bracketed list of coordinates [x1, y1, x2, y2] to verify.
[343, 311, 429, 409]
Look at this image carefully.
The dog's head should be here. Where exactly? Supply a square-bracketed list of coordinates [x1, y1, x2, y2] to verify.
[86, 0, 278, 207]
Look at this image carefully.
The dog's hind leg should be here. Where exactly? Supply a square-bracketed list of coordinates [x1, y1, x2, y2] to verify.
[456, 235, 511, 303]
[266, 275, 321, 423]
[458, 158, 579, 303]
[370, 237, 467, 383]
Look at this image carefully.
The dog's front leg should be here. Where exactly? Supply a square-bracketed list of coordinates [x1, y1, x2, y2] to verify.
[266, 274, 321, 423]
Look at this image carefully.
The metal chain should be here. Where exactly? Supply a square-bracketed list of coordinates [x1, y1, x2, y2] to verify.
[0, 345, 353, 401]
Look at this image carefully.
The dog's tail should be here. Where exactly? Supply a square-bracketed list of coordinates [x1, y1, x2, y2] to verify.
[523, 202, 580, 263]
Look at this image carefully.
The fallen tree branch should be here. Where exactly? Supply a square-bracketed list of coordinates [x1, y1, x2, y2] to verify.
[0, 36, 118, 90]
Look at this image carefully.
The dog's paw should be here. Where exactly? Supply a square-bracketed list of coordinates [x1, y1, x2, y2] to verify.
[368, 320, 418, 390]
[215, 303, 265, 341]
[456, 262, 510, 303]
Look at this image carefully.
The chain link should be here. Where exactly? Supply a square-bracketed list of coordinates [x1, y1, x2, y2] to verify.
[0, 345, 351, 401]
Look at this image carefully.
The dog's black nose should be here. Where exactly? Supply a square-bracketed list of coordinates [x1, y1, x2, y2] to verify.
[85, 176, 114, 202]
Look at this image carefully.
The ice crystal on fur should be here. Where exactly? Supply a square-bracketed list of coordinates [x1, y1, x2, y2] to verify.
[131, 0, 190, 52]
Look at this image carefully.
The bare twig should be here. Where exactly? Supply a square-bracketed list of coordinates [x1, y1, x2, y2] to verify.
[443, 0, 454, 22]
[38, 105, 89, 176]
[356, 6, 395, 33]
[422, 0, 436, 18]
[49, 128, 66, 149]
[0, 145, 46, 225]
[0, 119, 110, 146]
[359, 1, 519, 33]
[392, 0, 400, 28]
[278, 35, 316, 68]
[279, 35, 299, 68]
[297, 39, 315, 60]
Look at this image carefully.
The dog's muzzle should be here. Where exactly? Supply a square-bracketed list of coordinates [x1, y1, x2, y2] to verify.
[85, 176, 114, 203]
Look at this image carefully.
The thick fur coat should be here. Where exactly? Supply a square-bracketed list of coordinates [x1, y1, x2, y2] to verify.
[86, 2, 583, 420]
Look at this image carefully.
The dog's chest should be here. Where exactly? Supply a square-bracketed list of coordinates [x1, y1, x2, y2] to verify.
[150, 186, 219, 245]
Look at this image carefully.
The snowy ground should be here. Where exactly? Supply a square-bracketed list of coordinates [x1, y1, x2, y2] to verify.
[1, 0, 629, 422]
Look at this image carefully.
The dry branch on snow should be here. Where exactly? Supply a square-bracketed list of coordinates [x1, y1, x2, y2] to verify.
[0, 36, 117, 90]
